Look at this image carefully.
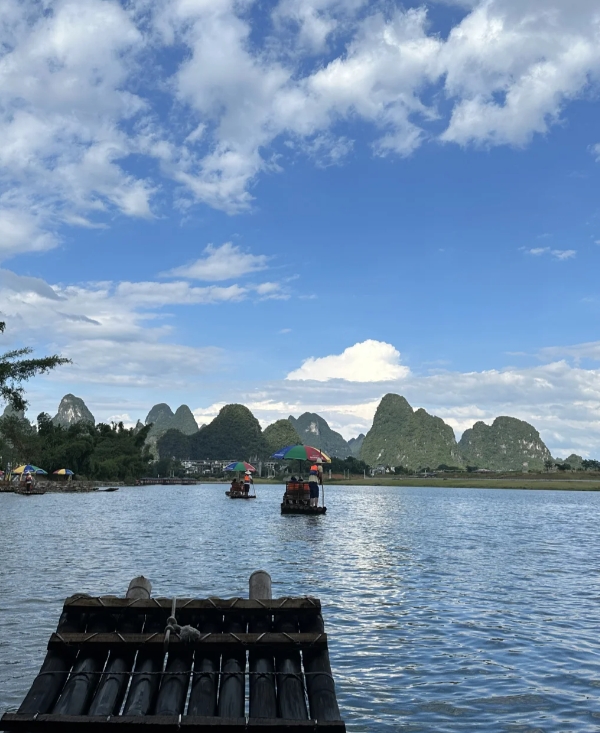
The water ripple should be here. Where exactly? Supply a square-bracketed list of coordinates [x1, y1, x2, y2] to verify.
[1, 485, 599, 731]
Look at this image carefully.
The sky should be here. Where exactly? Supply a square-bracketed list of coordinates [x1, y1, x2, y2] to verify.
[1, 0, 600, 458]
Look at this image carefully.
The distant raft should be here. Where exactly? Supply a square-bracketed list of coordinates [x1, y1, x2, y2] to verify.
[281, 481, 326, 515]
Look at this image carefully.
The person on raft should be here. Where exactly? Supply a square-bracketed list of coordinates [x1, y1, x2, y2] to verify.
[230, 478, 241, 493]
[243, 473, 252, 496]
[308, 468, 320, 506]
[24, 472, 34, 491]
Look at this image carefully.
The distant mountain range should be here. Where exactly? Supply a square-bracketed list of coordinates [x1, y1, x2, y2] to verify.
[37, 393, 572, 471]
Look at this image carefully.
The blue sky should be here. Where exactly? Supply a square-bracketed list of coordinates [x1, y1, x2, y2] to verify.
[2, 0, 600, 457]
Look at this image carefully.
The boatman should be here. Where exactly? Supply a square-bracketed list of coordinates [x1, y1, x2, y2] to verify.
[308, 458, 323, 507]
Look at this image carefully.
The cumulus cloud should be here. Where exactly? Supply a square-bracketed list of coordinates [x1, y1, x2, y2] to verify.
[164, 243, 270, 281]
[0, 0, 154, 258]
[286, 340, 411, 382]
[2, 0, 599, 237]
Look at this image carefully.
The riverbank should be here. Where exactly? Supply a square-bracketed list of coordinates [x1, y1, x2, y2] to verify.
[0, 480, 124, 493]
[252, 473, 600, 491]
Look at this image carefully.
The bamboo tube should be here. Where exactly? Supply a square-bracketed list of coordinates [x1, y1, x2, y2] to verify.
[52, 598, 118, 715]
[217, 609, 246, 719]
[274, 613, 308, 720]
[300, 612, 341, 721]
[187, 613, 220, 717]
[88, 577, 152, 716]
[248, 571, 276, 719]
[17, 595, 90, 714]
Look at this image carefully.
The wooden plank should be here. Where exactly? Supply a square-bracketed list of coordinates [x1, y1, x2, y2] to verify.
[48, 632, 327, 651]
[62, 598, 320, 613]
[0, 714, 346, 732]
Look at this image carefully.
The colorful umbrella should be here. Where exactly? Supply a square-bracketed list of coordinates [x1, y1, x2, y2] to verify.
[270, 445, 331, 463]
[12, 464, 48, 475]
[53, 469, 75, 475]
[223, 461, 256, 472]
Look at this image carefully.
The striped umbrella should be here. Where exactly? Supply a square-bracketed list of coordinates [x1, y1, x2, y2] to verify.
[270, 445, 331, 462]
[223, 461, 256, 472]
[53, 469, 75, 476]
[12, 464, 48, 475]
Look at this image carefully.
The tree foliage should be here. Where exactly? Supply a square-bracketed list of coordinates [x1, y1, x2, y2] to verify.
[189, 404, 268, 460]
[329, 456, 370, 475]
[0, 414, 152, 481]
[263, 419, 301, 456]
[0, 322, 70, 412]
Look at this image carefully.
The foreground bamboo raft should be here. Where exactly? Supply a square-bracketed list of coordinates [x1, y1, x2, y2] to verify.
[0, 572, 345, 732]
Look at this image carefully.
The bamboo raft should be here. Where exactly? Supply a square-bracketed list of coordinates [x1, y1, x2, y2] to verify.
[0, 572, 344, 732]
[281, 483, 326, 515]
[225, 491, 256, 499]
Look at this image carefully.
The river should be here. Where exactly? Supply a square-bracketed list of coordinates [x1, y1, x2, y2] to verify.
[1, 484, 599, 731]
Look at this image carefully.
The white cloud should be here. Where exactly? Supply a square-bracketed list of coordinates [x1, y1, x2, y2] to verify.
[286, 340, 411, 382]
[1, 0, 600, 232]
[0, 0, 155, 258]
[525, 247, 576, 260]
[164, 243, 270, 281]
[0, 265, 279, 391]
[552, 249, 576, 260]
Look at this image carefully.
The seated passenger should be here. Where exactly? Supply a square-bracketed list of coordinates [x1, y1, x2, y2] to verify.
[231, 479, 240, 492]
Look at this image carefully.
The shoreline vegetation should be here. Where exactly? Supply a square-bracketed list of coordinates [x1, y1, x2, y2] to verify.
[2, 474, 600, 493]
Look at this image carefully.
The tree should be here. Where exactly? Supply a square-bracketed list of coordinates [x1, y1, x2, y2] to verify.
[263, 419, 302, 455]
[157, 428, 191, 460]
[1, 322, 70, 411]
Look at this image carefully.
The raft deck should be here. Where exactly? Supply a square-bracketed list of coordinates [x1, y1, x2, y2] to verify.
[0, 573, 344, 732]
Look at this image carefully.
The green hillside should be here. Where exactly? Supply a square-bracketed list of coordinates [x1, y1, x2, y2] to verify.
[458, 416, 552, 471]
[264, 419, 301, 455]
[360, 394, 462, 470]
[288, 412, 351, 458]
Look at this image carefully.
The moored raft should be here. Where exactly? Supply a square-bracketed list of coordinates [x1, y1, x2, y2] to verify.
[0, 572, 344, 732]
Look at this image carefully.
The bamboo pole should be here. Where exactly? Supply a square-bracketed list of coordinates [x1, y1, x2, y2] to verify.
[17, 596, 91, 715]
[217, 608, 246, 719]
[121, 586, 165, 716]
[187, 613, 220, 716]
[88, 577, 151, 716]
[248, 571, 276, 718]
[300, 612, 341, 721]
[274, 612, 308, 720]
[52, 597, 118, 715]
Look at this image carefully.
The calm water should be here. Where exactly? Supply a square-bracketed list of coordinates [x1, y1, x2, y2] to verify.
[0, 484, 599, 731]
